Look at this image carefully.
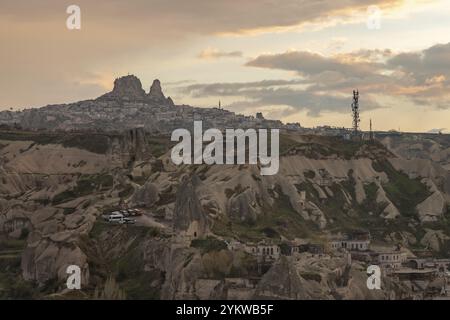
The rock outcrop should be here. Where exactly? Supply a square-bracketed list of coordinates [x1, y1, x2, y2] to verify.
[98, 75, 146, 101]
[376, 184, 400, 220]
[98, 76, 174, 106]
[120, 128, 150, 162]
[420, 229, 450, 251]
[254, 256, 311, 299]
[148, 79, 166, 101]
[228, 189, 259, 224]
[416, 180, 446, 222]
[21, 239, 89, 286]
[130, 181, 159, 207]
[173, 175, 209, 238]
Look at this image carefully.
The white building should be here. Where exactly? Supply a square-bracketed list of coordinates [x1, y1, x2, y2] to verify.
[378, 252, 408, 269]
[331, 239, 370, 251]
[245, 243, 280, 261]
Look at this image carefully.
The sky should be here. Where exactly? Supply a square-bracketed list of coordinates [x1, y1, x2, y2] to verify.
[1, 0, 450, 132]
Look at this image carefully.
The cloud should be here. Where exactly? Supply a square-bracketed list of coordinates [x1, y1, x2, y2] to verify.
[165, 80, 197, 86]
[198, 48, 243, 60]
[178, 42, 450, 117]
[179, 78, 381, 117]
[181, 79, 307, 97]
[388, 43, 450, 85]
[0, 0, 403, 36]
[244, 43, 450, 107]
[426, 128, 447, 134]
[234, 87, 357, 117]
[246, 50, 383, 78]
[0, 0, 429, 109]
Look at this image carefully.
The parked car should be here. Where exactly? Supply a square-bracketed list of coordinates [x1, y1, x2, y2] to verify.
[103, 210, 119, 221]
[123, 217, 136, 224]
[121, 210, 130, 216]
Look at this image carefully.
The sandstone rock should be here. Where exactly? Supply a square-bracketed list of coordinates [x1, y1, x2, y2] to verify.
[63, 213, 85, 230]
[385, 231, 417, 246]
[342, 262, 407, 300]
[376, 184, 400, 219]
[173, 175, 209, 238]
[121, 127, 149, 161]
[194, 279, 225, 299]
[305, 201, 327, 229]
[382, 202, 401, 220]
[312, 183, 327, 199]
[416, 181, 445, 222]
[355, 178, 366, 204]
[160, 247, 205, 299]
[228, 188, 259, 224]
[21, 236, 89, 286]
[131, 161, 152, 179]
[148, 79, 166, 101]
[420, 229, 449, 252]
[98, 75, 146, 101]
[167, 96, 175, 106]
[130, 181, 160, 207]
[254, 256, 312, 299]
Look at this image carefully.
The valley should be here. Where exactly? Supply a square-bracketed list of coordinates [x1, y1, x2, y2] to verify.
[0, 126, 449, 300]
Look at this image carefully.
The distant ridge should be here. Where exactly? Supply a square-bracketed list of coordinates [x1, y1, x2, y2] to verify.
[0, 75, 287, 133]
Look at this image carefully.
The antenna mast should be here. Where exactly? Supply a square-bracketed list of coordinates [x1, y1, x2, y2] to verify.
[351, 90, 360, 136]
[370, 118, 373, 141]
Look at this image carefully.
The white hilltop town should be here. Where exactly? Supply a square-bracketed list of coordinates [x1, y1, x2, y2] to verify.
[0, 75, 293, 134]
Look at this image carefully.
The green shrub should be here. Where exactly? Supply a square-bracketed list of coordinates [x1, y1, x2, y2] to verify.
[191, 237, 228, 253]
[373, 159, 430, 217]
[304, 170, 316, 179]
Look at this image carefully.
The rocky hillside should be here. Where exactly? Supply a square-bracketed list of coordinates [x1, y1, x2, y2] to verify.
[380, 133, 450, 171]
[0, 129, 449, 299]
[0, 75, 284, 133]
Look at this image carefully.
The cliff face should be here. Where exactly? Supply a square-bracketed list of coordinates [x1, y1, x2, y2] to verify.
[0, 129, 160, 288]
[173, 175, 209, 238]
[119, 127, 150, 162]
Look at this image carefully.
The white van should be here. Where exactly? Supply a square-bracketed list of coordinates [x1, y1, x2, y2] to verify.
[107, 213, 124, 223]
[103, 211, 122, 221]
